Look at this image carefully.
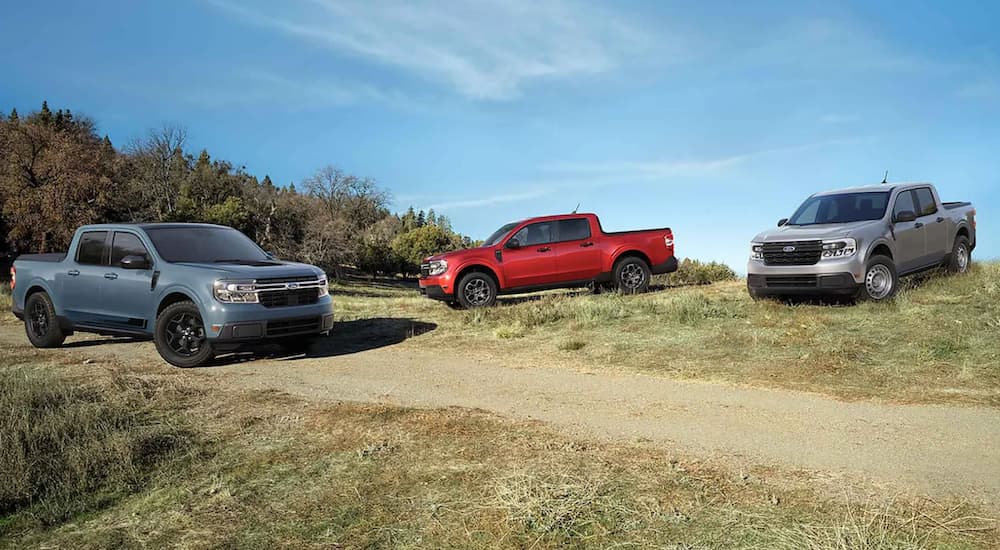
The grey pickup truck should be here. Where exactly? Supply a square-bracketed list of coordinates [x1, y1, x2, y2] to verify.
[748, 182, 976, 301]
[10, 223, 334, 367]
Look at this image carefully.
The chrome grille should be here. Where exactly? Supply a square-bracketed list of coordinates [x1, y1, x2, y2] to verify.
[762, 241, 822, 266]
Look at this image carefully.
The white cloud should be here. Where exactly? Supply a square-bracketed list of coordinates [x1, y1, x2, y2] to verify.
[207, 0, 660, 100]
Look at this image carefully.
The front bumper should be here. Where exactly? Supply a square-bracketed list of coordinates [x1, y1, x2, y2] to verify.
[206, 296, 334, 343]
[747, 272, 859, 295]
[419, 273, 456, 301]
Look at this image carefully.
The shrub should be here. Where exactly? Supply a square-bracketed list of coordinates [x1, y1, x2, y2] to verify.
[666, 258, 737, 286]
[0, 368, 197, 526]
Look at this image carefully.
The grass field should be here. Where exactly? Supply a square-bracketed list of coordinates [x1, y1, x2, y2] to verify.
[1, 348, 994, 549]
[333, 263, 1000, 407]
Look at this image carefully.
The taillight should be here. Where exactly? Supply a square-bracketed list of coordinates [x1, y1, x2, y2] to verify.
[664, 234, 674, 248]
[9, 266, 14, 290]
[972, 209, 977, 229]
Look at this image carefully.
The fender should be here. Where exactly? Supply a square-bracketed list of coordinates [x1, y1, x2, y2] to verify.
[453, 260, 505, 289]
[20, 277, 60, 315]
[865, 237, 895, 261]
[605, 245, 650, 273]
[152, 283, 209, 329]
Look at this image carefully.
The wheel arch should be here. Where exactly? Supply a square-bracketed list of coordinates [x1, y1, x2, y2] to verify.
[611, 249, 652, 270]
[454, 263, 501, 290]
[867, 241, 893, 261]
[156, 290, 200, 317]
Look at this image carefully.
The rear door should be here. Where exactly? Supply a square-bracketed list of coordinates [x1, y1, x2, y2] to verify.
[59, 231, 109, 324]
[550, 218, 602, 282]
[501, 221, 558, 289]
[102, 231, 155, 331]
[890, 190, 925, 273]
[913, 187, 948, 264]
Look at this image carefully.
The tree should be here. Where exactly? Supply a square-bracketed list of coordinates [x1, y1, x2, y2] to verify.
[391, 224, 462, 273]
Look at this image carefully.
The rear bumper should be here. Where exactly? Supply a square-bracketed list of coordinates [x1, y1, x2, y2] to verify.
[651, 256, 679, 275]
[747, 272, 859, 295]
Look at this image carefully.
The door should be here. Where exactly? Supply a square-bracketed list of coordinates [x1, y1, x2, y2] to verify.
[890, 190, 925, 273]
[501, 221, 558, 289]
[913, 187, 948, 264]
[550, 218, 602, 282]
[59, 231, 109, 325]
[102, 231, 155, 331]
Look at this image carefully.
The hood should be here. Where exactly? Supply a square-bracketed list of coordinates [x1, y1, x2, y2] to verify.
[175, 260, 325, 280]
[423, 246, 489, 263]
[753, 220, 883, 242]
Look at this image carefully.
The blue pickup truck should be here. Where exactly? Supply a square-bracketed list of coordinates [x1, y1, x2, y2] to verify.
[10, 223, 334, 367]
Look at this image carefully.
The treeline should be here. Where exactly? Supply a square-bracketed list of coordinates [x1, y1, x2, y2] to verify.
[0, 102, 471, 277]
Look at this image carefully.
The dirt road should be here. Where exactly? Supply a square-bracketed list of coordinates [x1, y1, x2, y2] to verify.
[4, 324, 999, 507]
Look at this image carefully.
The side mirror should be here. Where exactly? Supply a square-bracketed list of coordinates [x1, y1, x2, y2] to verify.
[120, 255, 150, 270]
[506, 238, 521, 250]
[777, 218, 789, 227]
[266, 251, 278, 260]
[894, 210, 917, 223]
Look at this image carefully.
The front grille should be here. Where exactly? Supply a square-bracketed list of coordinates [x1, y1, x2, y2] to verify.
[765, 276, 818, 288]
[762, 241, 822, 266]
[256, 275, 318, 284]
[419, 263, 430, 278]
[266, 317, 321, 337]
[259, 288, 321, 308]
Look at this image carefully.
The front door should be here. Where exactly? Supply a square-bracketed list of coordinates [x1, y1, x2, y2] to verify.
[102, 231, 155, 331]
[58, 230, 109, 325]
[891, 190, 925, 273]
[501, 221, 558, 289]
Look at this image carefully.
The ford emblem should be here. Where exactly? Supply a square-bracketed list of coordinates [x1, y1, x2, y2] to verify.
[783, 246, 796, 253]
[287, 283, 299, 289]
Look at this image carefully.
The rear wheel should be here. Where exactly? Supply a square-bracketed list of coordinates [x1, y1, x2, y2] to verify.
[856, 255, 898, 302]
[456, 271, 498, 309]
[154, 301, 214, 368]
[947, 235, 971, 274]
[614, 256, 651, 294]
[24, 292, 66, 348]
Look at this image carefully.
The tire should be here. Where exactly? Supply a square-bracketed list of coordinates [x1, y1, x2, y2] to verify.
[947, 235, 971, 274]
[154, 301, 214, 368]
[856, 255, 898, 302]
[24, 292, 66, 348]
[455, 271, 498, 309]
[613, 256, 651, 294]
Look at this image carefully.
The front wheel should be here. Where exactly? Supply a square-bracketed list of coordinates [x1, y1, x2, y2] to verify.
[856, 256, 898, 302]
[614, 257, 651, 294]
[24, 292, 66, 348]
[154, 301, 214, 368]
[455, 272, 498, 309]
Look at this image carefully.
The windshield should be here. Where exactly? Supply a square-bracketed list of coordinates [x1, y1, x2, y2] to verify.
[483, 222, 520, 247]
[145, 226, 272, 264]
[788, 192, 890, 226]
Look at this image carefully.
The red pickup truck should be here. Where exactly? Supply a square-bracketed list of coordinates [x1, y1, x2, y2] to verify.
[419, 213, 676, 308]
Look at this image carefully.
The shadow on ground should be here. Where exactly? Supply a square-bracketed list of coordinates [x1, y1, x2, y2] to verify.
[209, 317, 437, 366]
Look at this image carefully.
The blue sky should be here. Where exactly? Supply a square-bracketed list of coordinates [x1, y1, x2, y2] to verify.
[2, 0, 997, 269]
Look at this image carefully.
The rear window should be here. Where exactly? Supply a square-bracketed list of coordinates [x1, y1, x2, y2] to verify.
[557, 218, 591, 242]
[913, 188, 938, 217]
[76, 232, 107, 265]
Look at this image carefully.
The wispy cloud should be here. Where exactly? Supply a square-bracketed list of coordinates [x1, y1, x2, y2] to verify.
[207, 0, 661, 100]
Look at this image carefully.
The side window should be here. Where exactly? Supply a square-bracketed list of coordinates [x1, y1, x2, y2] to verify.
[76, 231, 108, 265]
[512, 222, 554, 246]
[913, 188, 938, 217]
[111, 232, 149, 266]
[557, 218, 591, 242]
[892, 191, 917, 220]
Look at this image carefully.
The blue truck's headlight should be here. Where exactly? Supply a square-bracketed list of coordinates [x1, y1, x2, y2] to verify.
[318, 277, 329, 298]
[427, 259, 448, 276]
[820, 238, 857, 260]
[214, 280, 259, 303]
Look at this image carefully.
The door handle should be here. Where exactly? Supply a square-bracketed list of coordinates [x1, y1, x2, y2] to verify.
[936, 217, 945, 223]
[104, 273, 118, 280]
[914, 222, 924, 229]
[537, 246, 551, 253]
[68, 270, 80, 276]
[580, 242, 595, 247]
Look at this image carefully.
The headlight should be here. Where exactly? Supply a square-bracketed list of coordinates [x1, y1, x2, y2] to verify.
[214, 280, 259, 303]
[820, 238, 857, 260]
[427, 259, 448, 276]
[317, 277, 329, 298]
[750, 243, 764, 262]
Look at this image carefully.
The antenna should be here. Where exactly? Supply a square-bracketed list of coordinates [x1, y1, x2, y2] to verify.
[572, 203, 580, 214]
[881, 170, 889, 184]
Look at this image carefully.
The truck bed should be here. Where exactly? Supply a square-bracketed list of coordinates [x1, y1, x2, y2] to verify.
[943, 201, 972, 210]
[15, 253, 67, 263]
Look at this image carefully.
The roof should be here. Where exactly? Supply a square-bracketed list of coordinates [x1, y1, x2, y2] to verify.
[813, 182, 934, 196]
[74, 222, 231, 231]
